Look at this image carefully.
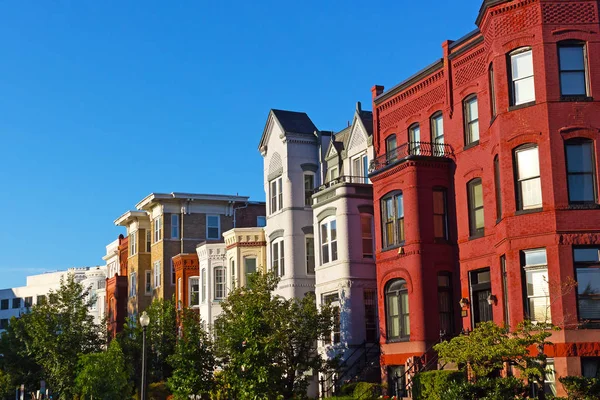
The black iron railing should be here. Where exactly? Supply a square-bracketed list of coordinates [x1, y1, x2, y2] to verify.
[314, 175, 370, 195]
[369, 141, 453, 175]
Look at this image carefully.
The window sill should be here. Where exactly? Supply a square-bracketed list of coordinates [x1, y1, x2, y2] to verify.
[578, 320, 600, 329]
[509, 101, 536, 111]
[495, 217, 502, 225]
[463, 141, 480, 151]
[433, 238, 450, 244]
[515, 207, 543, 215]
[387, 337, 410, 344]
[568, 202, 600, 210]
[381, 242, 405, 252]
[469, 232, 484, 241]
[561, 95, 593, 102]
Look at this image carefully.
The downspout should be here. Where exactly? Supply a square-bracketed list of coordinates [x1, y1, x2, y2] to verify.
[315, 130, 324, 186]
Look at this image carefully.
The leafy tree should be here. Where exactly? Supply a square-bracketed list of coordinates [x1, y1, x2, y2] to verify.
[167, 308, 215, 399]
[19, 274, 103, 399]
[214, 272, 333, 399]
[74, 340, 131, 399]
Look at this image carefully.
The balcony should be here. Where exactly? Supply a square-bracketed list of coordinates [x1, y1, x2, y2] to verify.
[314, 175, 370, 195]
[313, 175, 372, 205]
[369, 141, 453, 176]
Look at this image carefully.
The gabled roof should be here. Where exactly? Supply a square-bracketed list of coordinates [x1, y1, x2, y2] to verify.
[258, 109, 318, 151]
[356, 109, 373, 137]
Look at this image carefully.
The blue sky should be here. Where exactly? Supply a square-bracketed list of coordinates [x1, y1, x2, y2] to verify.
[0, 0, 482, 288]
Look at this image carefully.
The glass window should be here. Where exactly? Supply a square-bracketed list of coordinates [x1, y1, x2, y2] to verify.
[230, 259, 236, 287]
[559, 43, 588, 96]
[0, 299, 8, 310]
[201, 268, 206, 303]
[271, 239, 285, 277]
[329, 166, 339, 182]
[352, 154, 369, 183]
[364, 289, 377, 342]
[153, 260, 161, 289]
[24, 297, 32, 308]
[510, 48, 535, 105]
[189, 277, 200, 307]
[130, 272, 137, 298]
[464, 95, 479, 145]
[304, 173, 315, 206]
[581, 357, 600, 378]
[431, 113, 444, 156]
[494, 155, 502, 220]
[146, 230, 151, 252]
[153, 217, 162, 243]
[409, 124, 421, 155]
[214, 267, 225, 300]
[522, 248, 551, 322]
[468, 179, 484, 237]
[573, 247, 600, 321]
[306, 236, 315, 274]
[0, 319, 8, 330]
[257, 216, 266, 227]
[323, 293, 341, 344]
[469, 268, 493, 324]
[245, 258, 257, 281]
[270, 177, 283, 213]
[130, 231, 137, 256]
[515, 145, 542, 210]
[489, 64, 497, 118]
[145, 270, 152, 295]
[433, 189, 448, 240]
[320, 218, 338, 264]
[177, 277, 182, 309]
[501, 255, 510, 326]
[171, 214, 180, 239]
[171, 260, 175, 285]
[12, 298, 20, 309]
[545, 359, 557, 396]
[386, 134, 398, 162]
[361, 214, 374, 258]
[37, 295, 46, 305]
[566, 139, 596, 203]
[381, 192, 404, 248]
[386, 279, 410, 340]
[438, 273, 454, 335]
[206, 215, 220, 240]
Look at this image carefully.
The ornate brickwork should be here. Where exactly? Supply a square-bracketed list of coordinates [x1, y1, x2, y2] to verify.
[453, 48, 487, 88]
[378, 85, 445, 132]
[493, 1, 540, 38]
[542, 1, 597, 24]
[378, 70, 444, 112]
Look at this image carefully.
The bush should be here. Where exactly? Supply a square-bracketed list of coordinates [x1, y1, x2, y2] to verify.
[412, 370, 465, 400]
[438, 376, 527, 400]
[148, 381, 171, 400]
[352, 382, 382, 399]
[339, 382, 359, 396]
[559, 376, 600, 399]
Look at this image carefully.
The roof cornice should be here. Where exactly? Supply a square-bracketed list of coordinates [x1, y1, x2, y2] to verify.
[114, 211, 148, 226]
[374, 59, 444, 105]
[135, 192, 250, 210]
[476, 0, 512, 26]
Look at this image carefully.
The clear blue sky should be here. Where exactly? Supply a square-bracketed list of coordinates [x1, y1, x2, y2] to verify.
[0, 0, 482, 288]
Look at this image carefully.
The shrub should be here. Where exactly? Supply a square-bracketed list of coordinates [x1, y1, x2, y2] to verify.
[438, 376, 527, 400]
[352, 382, 382, 399]
[412, 370, 465, 400]
[148, 381, 171, 400]
[339, 382, 359, 395]
[559, 376, 600, 399]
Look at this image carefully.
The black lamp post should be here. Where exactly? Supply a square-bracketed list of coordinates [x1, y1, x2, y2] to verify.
[139, 311, 150, 400]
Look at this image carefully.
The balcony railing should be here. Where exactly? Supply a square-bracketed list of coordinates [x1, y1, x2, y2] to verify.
[369, 141, 453, 175]
[314, 175, 370, 195]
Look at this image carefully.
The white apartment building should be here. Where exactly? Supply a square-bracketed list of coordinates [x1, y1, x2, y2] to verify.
[196, 242, 227, 329]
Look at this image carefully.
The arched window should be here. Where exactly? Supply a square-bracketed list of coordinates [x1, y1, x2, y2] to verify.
[463, 94, 479, 145]
[509, 47, 535, 106]
[565, 138, 596, 203]
[386, 134, 398, 162]
[385, 279, 410, 340]
[408, 124, 420, 155]
[467, 178, 484, 237]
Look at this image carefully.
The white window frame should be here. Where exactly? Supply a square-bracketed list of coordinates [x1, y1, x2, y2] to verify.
[153, 216, 162, 243]
[320, 217, 338, 265]
[201, 268, 207, 303]
[323, 292, 341, 345]
[130, 231, 137, 256]
[270, 177, 283, 214]
[145, 270, 152, 295]
[189, 276, 200, 307]
[177, 277, 182, 309]
[153, 260, 161, 289]
[214, 267, 226, 300]
[329, 166, 339, 183]
[510, 48, 535, 106]
[271, 239, 285, 277]
[352, 153, 369, 184]
[522, 248, 551, 323]
[130, 272, 137, 298]
[464, 95, 479, 145]
[244, 257, 257, 282]
[515, 145, 542, 210]
[171, 214, 180, 239]
[304, 172, 315, 207]
[206, 215, 221, 240]
[360, 214, 374, 259]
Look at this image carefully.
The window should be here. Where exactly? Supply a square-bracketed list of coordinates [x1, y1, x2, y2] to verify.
[153, 217, 162, 243]
[494, 155, 502, 220]
[130, 231, 137, 256]
[329, 166, 339, 182]
[271, 239, 285, 276]
[566, 139, 596, 203]
[306, 236, 315, 274]
[408, 124, 421, 155]
[245, 257, 257, 281]
[206, 215, 220, 240]
[37, 295, 46, 305]
[559, 43, 588, 96]
[130, 272, 137, 298]
[177, 278, 182, 309]
[189, 277, 200, 307]
[469, 268, 493, 324]
[364, 289, 377, 342]
[0, 319, 8, 330]
[323, 293, 340, 344]
[214, 267, 225, 300]
[515, 145, 542, 210]
[386, 134, 398, 162]
[501, 255, 510, 326]
[489, 64, 497, 118]
[352, 154, 369, 183]
[201, 268, 206, 303]
[146, 230, 151, 252]
[381, 192, 404, 248]
[257, 216, 266, 227]
[433, 189, 448, 240]
[0, 299, 8, 310]
[464, 95, 479, 145]
[24, 297, 32, 308]
[522, 248, 550, 322]
[171, 214, 180, 239]
[573, 247, 600, 321]
[545, 359, 557, 396]
[153, 260, 161, 289]
[438, 273, 454, 335]
[361, 214, 374, 258]
[304, 173, 315, 206]
[582, 357, 600, 378]
[320, 218, 338, 264]
[145, 271, 152, 295]
[386, 279, 410, 340]
[467, 179, 484, 237]
[230, 259, 236, 287]
[431, 113, 444, 156]
[509, 48, 535, 106]
[270, 177, 283, 213]
[171, 260, 175, 285]
[98, 280, 105, 290]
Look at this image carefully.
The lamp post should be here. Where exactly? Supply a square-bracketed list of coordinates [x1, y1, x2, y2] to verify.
[139, 311, 150, 400]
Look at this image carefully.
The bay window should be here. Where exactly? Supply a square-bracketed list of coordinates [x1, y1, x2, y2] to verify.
[573, 247, 600, 321]
[522, 248, 551, 322]
[514, 144, 542, 210]
[320, 218, 338, 264]
[509, 48, 535, 106]
[381, 192, 404, 248]
[464, 95, 479, 145]
[566, 139, 596, 203]
[189, 277, 200, 307]
[559, 42, 588, 97]
[467, 179, 484, 237]
[386, 279, 410, 340]
[271, 239, 285, 277]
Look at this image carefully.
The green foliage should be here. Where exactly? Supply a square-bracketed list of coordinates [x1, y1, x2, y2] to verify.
[74, 340, 131, 399]
[339, 382, 359, 395]
[439, 376, 527, 400]
[213, 272, 334, 400]
[352, 381, 382, 399]
[559, 376, 600, 399]
[412, 370, 465, 400]
[167, 308, 216, 399]
[148, 381, 171, 400]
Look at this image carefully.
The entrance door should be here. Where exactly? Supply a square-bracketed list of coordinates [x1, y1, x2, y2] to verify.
[470, 268, 493, 325]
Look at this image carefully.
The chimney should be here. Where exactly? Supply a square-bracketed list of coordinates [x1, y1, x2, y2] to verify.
[371, 85, 384, 100]
[356, 101, 362, 112]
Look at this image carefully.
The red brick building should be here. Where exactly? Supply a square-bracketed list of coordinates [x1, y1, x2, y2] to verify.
[370, 0, 600, 395]
[106, 234, 129, 339]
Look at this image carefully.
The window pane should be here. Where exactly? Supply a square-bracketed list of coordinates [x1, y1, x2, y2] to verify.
[517, 147, 540, 179]
[245, 258, 257, 274]
[410, 125, 420, 142]
[512, 50, 534, 79]
[330, 220, 337, 241]
[574, 248, 600, 262]
[433, 215, 445, 238]
[576, 268, 600, 319]
[525, 249, 547, 266]
[387, 135, 397, 151]
[322, 243, 329, 264]
[467, 98, 478, 121]
[568, 175, 595, 202]
[396, 195, 404, 218]
[561, 72, 587, 95]
[387, 294, 399, 316]
[567, 142, 594, 173]
[433, 115, 444, 139]
[473, 182, 483, 208]
[331, 241, 338, 261]
[529, 297, 550, 321]
[385, 222, 395, 247]
[521, 177, 543, 208]
[438, 275, 450, 287]
[559, 46, 585, 70]
[433, 191, 445, 214]
[514, 77, 536, 104]
[397, 219, 405, 242]
[526, 270, 549, 296]
[321, 223, 329, 244]
[469, 121, 480, 142]
[475, 208, 485, 229]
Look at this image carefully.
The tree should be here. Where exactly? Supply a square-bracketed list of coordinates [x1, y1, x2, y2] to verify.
[20, 274, 103, 399]
[214, 272, 333, 399]
[75, 340, 131, 399]
[167, 308, 215, 399]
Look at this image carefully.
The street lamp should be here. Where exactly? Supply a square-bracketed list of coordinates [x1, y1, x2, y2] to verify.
[140, 311, 150, 400]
